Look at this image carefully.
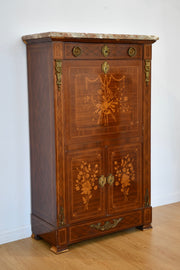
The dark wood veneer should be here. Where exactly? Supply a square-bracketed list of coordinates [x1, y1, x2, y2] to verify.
[27, 43, 57, 226]
[23, 34, 157, 254]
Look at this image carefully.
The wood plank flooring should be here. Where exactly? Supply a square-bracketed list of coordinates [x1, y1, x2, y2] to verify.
[0, 203, 180, 270]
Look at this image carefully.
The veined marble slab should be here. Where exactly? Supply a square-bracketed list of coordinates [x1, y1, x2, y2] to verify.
[22, 32, 159, 42]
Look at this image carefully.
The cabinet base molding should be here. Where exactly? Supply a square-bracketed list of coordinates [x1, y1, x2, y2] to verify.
[31, 209, 146, 253]
[69, 210, 143, 244]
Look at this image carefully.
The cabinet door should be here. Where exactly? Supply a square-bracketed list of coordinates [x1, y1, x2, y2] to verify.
[66, 148, 106, 223]
[63, 60, 142, 144]
[107, 144, 142, 214]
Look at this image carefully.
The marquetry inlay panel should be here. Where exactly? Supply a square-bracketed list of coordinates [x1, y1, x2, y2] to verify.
[75, 161, 100, 210]
[64, 60, 142, 142]
[113, 153, 136, 200]
[85, 73, 130, 127]
[108, 144, 142, 214]
[66, 148, 106, 223]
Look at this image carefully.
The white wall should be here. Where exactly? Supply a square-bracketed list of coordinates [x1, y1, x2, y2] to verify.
[0, 0, 180, 244]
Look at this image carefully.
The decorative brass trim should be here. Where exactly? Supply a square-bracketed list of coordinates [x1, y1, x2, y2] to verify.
[107, 174, 114, 185]
[55, 60, 62, 91]
[72, 46, 81, 57]
[128, 47, 137, 57]
[145, 188, 150, 207]
[102, 45, 110, 57]
[145, 60, 151, 86]
[90, 218, 123, 231]
[99, 175, 106, 188]
[102, 61, 110, 74]
[59, 206, 65, 227]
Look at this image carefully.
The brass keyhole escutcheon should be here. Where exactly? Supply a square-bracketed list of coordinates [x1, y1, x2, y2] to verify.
[99, 175, 106, 188]
[128, 47, 137, 57]
[102, 45, 110, 57]
[102, 61, 110, 74]
[107, 174, 114, 185]
[72, 46, 81, 57]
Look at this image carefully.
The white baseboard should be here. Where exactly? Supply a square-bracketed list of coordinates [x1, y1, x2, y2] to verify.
[152, 191, 180, 207]
[0, 225, 31, 245]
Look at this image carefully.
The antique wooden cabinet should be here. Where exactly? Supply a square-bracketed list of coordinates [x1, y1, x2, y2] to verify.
[22, 32, 158, 254]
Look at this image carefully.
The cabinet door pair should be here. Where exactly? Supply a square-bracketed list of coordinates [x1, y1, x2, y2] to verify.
[66, 144, 142, 223]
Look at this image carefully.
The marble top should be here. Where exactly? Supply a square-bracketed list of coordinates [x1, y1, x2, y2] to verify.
[22, 32, 159, 42]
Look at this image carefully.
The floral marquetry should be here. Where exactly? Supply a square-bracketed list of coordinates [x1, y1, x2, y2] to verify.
[64, 60, 142, 140]
[75, 161, 99, 210]
[85, 74, 131, 127]
[108, 145, 142, 215]
[114, 154, 136, 200]
[68, 149, 106, 224]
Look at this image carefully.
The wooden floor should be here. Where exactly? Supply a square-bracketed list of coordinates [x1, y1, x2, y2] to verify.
[1, 203, 180, 270]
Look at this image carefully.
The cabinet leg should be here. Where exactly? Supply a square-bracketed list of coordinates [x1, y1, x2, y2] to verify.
[50, 246, 69, 255]
[31, 233, 41, 240]
[136, 224, 152, 231]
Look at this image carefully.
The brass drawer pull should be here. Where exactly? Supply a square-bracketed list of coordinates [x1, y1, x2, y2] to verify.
[72, 46, 81, 57]
[102, 45, 110, 57]
[99, 175, 106, 188]
[90, 217, 123, 231]
[102, 61, 110, 74]
[107, 174, 114, 185]
[128, 47, 137, 57]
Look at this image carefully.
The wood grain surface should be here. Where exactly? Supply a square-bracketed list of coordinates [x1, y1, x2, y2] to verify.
[0, 203, 180, 270]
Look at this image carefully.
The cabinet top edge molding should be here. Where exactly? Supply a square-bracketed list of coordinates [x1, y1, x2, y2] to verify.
[22, 31, 159, 44]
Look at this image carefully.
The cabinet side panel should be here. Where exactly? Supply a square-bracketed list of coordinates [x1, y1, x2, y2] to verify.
[27, 42, 56, 226]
